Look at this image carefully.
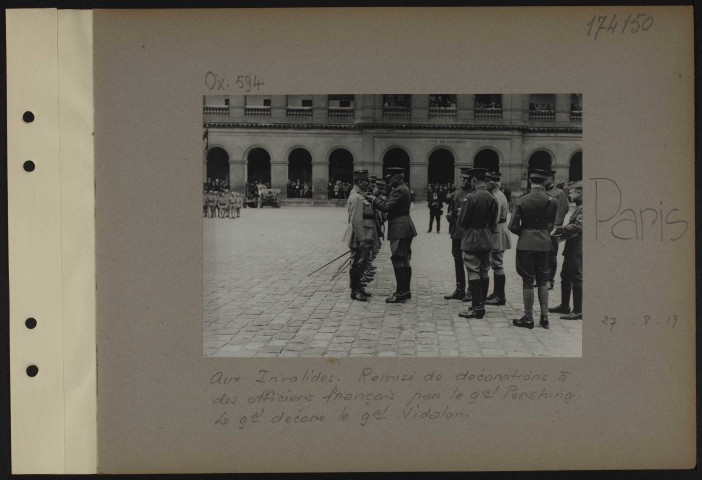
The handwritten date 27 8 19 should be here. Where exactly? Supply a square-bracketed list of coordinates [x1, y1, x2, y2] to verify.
[586, 14, 653, 40]
[602, 314, 678, 330]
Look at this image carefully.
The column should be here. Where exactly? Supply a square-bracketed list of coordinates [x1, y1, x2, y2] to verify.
[411, 95, 428, 122]
[271, 95, 286, 119]
[410, 161, 428, 201]
[311, 156, 329, 201]
[457, 94, 474, 121]
[555, 94, 571, 123]
[313, 95, 327, 122]
[229, 159, 246, 195]
[230, 95, 245, 120]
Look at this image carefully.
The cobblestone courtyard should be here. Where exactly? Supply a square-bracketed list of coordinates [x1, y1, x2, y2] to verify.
[203, 205, 582, 357]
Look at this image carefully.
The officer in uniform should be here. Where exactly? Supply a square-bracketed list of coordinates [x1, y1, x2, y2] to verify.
[375, 179, 388, 241]
[444, 168, 473, 301]
[509, 169, 558, 329]
[544, 171, 569, 289]
[342, 170, 374, 301]
[485, 171, 512, 306]
[360, 176, 379, 290]
[427, 192, 443, 233]
[457, 168, 498, 319]
[549, 180, 583, 320]
[364, 167, 417, 303]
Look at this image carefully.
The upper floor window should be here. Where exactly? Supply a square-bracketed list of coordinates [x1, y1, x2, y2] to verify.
[570, 94, 582, 121]
[245, 95, 272, 117]
[328, 95, 354, 117]
[383, 94, 411, 116]
[529, 94, 556, 121]
[287, 95, 313, 117]
[474, 94, 502, 119]
[429, 95, 457, 118]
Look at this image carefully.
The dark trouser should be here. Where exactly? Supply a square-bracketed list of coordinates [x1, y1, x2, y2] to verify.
[451, 239, 466, 290]
[349, 245, 367, 289]
[548, 237, 559, 282]
[390, 238, 413, 294]
[560, 255, 583, 311]
[462, 250, 491, 312]
[429, 213, 441, 232]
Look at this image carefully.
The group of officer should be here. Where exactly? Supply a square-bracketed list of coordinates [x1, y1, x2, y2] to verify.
[344, 161, 583, 328]
[203, 189, 243, 219]
[344, 168, 415, 303]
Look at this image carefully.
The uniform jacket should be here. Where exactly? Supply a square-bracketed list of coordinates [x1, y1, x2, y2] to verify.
[428, 197, 443, 215]
[343, 185, 374, 248]
[558, 204, 583, 256]
[371, 183, 417, 241]
[362, 200, 381, 249]
[491, 187, 512, 251]
[545, 185, 569, 226]
[508, 188, 558, 251]
[448, 187, 472, 239]
[458, 186, 498, 252]
[206, 192, 217, 206]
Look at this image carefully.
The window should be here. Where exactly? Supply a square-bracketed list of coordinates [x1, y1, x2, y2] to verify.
[301, 99, 313, 108]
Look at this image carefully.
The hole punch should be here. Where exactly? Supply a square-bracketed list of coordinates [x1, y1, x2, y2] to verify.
[23, 111, 34, 123]
[25, 318, 37, 329]
[23, 161, 35, 172]
[26, 365, 39, 377]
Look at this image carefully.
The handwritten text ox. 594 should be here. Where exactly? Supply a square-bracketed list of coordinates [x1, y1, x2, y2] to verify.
[586, 14, 653, 40]
[205, 71, 265, 92]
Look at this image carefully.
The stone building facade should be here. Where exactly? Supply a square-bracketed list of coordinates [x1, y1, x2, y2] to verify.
[203, 94, 582, 201]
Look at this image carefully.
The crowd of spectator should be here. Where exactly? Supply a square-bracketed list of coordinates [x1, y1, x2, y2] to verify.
[287, 179, 312, 198]
[426, 183, 457, 202]
[475, 100, 502, 109]
[529, 103, 555, 112]
[328, 180, 353, 199]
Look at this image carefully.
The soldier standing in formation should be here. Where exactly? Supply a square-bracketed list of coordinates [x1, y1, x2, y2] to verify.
[206, 190, 217, 218]
[485, 171, 512, 306]
[364, 167, 417, 303]
[343, 170, 374, 301]
[544, 170, 569, 289]
[457, 168, 498, 319]
[444, 168, 473, 301]
[509, 168, 558, 329]
[549, 180, 583, 320]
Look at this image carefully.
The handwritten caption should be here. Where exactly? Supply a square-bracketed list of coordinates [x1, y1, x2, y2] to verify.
[586, 14, 654, 40]
[205, 71, 265, 92]
[209, 367, 578, 430]
[602, 314, 679, 331]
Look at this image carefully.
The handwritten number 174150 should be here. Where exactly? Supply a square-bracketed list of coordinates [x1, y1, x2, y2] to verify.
[586, 14, 654, 40]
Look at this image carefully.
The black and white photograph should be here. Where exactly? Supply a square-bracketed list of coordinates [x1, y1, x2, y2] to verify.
[202, 94, 583, 358]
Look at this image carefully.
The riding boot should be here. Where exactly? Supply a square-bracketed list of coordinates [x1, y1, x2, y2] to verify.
[386, 268, 406, 303]
[480, 277, 490, 304]
[459, 280, 484, 318]
[350, 267, 367, 301]
[401, 267, 412, 300]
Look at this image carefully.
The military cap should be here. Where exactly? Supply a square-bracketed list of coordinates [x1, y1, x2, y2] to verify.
[369, 174, 378, 181]
[385, 167, 405, 178]
[460, 167, 472, 178]
[528, 168, 550, 180]
[486, 171, 501, 181]
[353, 169, 369, 180]
[376, 180, 386, 187]
[567, 180, 582, 189]
[466, 167, 489, 180]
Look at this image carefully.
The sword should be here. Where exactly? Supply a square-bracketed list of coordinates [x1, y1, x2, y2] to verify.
[330, 256, 352, 280]
[307, 250, 351, 276]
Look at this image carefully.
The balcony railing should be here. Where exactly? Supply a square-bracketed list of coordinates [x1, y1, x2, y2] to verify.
[328, 107, 354, 117]
[203, 105, 230, 116]
[286, 106, 313, 117]
[570, 110, 583, 121]
[529, 109, 555, 121]
[383, 105, 411, 117]
[245, 106, 272, 117]
[428, 106, 457, 118]
[475, 107, 502, 119]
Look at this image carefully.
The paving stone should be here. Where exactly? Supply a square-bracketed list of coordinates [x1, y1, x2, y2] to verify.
[204, 207, 581, 358]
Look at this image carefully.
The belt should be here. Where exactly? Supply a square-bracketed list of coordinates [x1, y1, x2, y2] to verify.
[363, 215, 375, 219]
[524, 227, 549, 230]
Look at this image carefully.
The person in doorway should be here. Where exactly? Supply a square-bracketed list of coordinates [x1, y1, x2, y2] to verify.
[427, 192, 444, 233]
